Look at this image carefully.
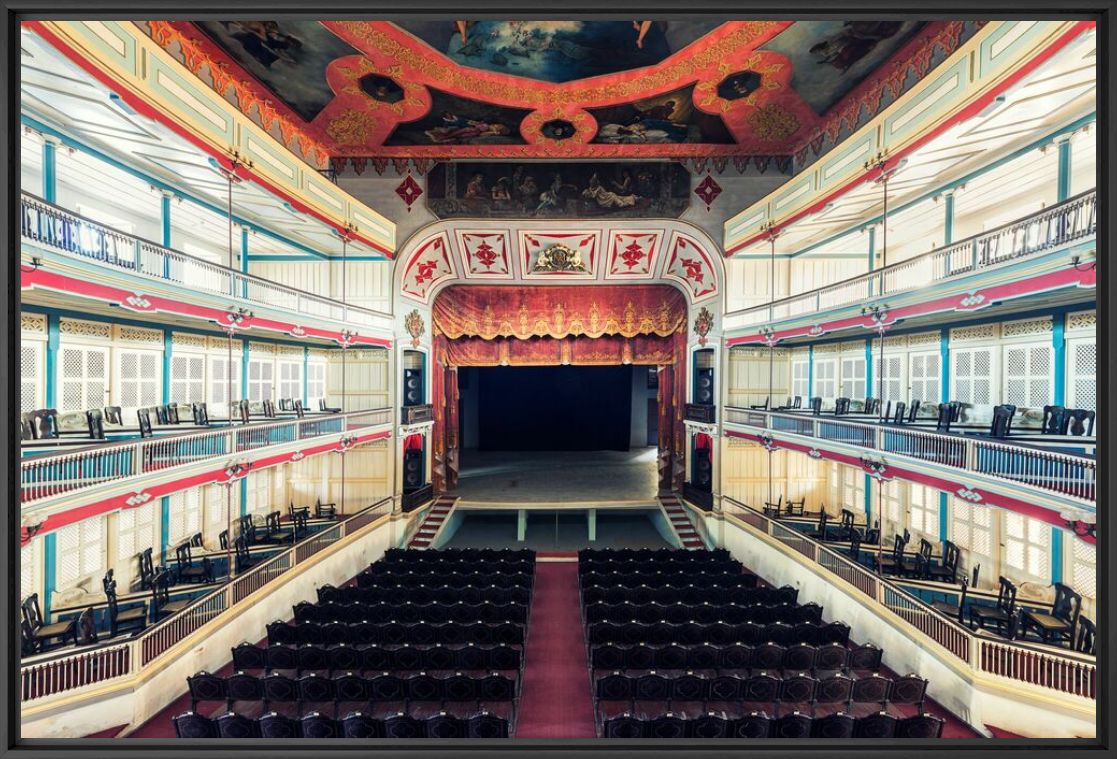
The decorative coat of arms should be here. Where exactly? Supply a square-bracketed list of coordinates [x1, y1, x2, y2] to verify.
[693, 306, 714, 346]
[404, 309, 425, 347]
[533, 243, 588, 273]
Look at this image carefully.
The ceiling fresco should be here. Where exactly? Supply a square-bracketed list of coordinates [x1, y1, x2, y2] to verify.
[148, 20, 979, 164]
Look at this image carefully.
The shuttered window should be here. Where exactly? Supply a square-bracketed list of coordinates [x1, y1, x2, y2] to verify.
[56, 519, 105, 589]
[306, 360, 327, 403]
[248, 358, 274, 402]
[1070, 539, 1096, 601]
[167, 490, 202, 545]
[117, 503, 158, 562]
[909, 484, 940, 541]
[908, 351, 941, 405]
[21, 542, 39, 601]
[170, 354, 207, 404]
[21, 342, 44, 413]
[1066, 338, 1096, 412]
[1002, 343, 1052, 408]
[116, 349, 161, 410]
[840, 355, 866, 400]
[208, 355, 241, 404]
[59, 345, 109, 412]
[951, 347, 995, 405]
[1003, 512, 1050, 582]
[876, 353, 904, 406]
[813, 359, 837, 399]
[277, 359, 302, 402]
[790, 358, 809, 401]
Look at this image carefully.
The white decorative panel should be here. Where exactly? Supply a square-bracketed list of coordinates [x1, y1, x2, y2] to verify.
[1071, 539, 1096, 600]
[1003, 511, 1050, 582]
[1066, 310, 1096, 334]
[167, 489, 202, 544]
[906, 331, 940, 349]
[170, 354, 206, 404]
[117, 325, 163, 345]
[1001, 316, 1052, 338]
[1002, 343, 1052, 408]
[951, 347, 995, 405]
[20, 313, 47, 334]
[116, 349, 161, 409]
[208, 355, 241, 405]
[20, 342, 44, 413]
[60, 318, 111, 341]
[1067, 339, 1096, 412]
[59, 345, 109, 412]
[951, 324, 998, 342]
[172, 332, 208, 350]
[55, 518, 105, 589]
[117, 502, 158, 561]
[909, 352, 941, 404]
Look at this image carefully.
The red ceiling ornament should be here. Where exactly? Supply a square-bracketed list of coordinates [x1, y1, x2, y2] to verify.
[395, 172, 423, 212]
[694, 173, 722, 212]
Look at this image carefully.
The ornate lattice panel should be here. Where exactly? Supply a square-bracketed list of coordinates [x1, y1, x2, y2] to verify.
[117, 350, 161, 409]
[172, 332, 208, 350]
[60, 346, 108, 412]
[1068, 339, 1096, 411]
[906, 331, 940, 349]
[208, 356, 241, 404]
[117, 502, 157, 562]
[1003, 344, 1052, 408]
[1066, 310, 1097, 334]
[117, 325, 163, 345]
[1072, 539, 1096, 600]
[167, 490, 203, 545]
[20, 313, 47, 335]
[951, 324, 998, 343]
[20, 343, 43, 413]
[950, 347, 993, 405]
[908, 352, 941, 404]
[878, 355, 904, 404]
[59, 318, 111, 341]
[170, 354, 207, 403]
[55, 519, 104, 590]
[1001, 317, 1052, 338]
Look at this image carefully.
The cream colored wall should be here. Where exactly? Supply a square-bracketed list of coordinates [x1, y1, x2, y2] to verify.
[249, 260, 393, 314]
[327, 347, 391, 410]
[724, 257, 868, 312]
[324, 439, 393, 513]
[725, 347, 790, 407]
[720, 441, 829, 515]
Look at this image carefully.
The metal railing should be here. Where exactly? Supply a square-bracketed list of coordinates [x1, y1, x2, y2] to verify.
[20, 408, 393, 504]
[725, 190, 1097, 329]
[724, 408, 1095, 503]
[721, 498, 1096, 700]
[21, 497, 394, 702]
[20, 193, 392, 327]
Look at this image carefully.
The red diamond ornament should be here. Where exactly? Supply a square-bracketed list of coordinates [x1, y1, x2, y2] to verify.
[395, 173, 423, 212]
[694, 173, 722, 211]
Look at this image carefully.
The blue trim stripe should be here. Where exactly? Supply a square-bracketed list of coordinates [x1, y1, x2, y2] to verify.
[939, 492, 950, 543]
[45, 313, 60, 408]
[939, 328, 950, 403]
[1051, 527, 1063, 584]
[1056, 138, 1072, 203]
[162, 330, 173, 405]
[42, 533, 57, 619]
[1053, 313, 1067, 405]
[42, 140, 56, 204]
[160, 496, 171, 564]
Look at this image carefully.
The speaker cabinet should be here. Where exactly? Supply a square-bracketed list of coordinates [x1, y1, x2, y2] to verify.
[694, 368, 715, 406]
[403, 368, 424, 407]
[692, 445, 713, 491]
[403, 448, 425, 490]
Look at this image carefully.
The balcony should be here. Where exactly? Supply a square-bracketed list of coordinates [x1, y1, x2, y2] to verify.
[723, 407, 1095, 511]
[402, 484, 435, 513]
[20, 409, 393, 524]
[720, 498, 1095, 704]
[19, 193, 392, 340]
[724, 190, 1097, 339]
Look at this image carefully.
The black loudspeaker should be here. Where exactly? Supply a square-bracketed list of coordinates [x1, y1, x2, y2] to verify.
[403, 449, 424, 490]
[695, 367, 715, 406]
[403, 368, 424, 407]
[693, 446, 713, 491]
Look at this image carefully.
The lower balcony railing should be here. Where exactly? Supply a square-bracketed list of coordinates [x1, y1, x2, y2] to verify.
[20, 408, 394, 504]
[724, 408, 1095, 504]
[724, 190, 1096, 330]
[20, 497, 394, 703]
[402, 484, 435, 513]
[721, 498, 1096, 701]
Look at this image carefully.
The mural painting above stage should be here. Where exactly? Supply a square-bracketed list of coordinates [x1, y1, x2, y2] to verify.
[588, 85, 733, 145]
[426, 161, 691, 219]
[394, 21, 723, 83]
[761, 21, 925, 114]
[195, 21, 358, 121]
[384, 90, 530, 146]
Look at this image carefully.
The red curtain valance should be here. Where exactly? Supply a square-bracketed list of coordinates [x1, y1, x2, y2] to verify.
[432, 284, 686, 341]
[443, 334, 681, 367]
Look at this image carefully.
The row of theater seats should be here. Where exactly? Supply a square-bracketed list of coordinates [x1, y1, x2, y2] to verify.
[174, 709, 510, 739]
[602, 709, 943, 739]
[231, 642, 522, 675]
[175, 548, 537, 739]
[584, 600, 823, 625]
[589, 641, 882, 673]
[586, 620, 851, 647]
[293, 600, 529, 625]
[578, 548, 735, 571]
[187, 670, 518, 713]
[580, 549, 943, 739]
[593, 670, 928, 713]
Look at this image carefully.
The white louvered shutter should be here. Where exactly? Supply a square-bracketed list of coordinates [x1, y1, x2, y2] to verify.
[1066, 338, 1096, 412]
[170, 354, 207, 403]
[840, 355, 866, 400]
[20, 342, 44, 412]
[1003, 343, 1052, 408]
[951, 347, 994, 405]
[908, 352, 941, 404]
[117, 502, 158, 561]
[59, 345, 109, 411]
[1003, 512, 1050, 582]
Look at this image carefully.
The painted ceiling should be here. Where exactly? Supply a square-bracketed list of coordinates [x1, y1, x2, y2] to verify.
[148, 20, 979, 164]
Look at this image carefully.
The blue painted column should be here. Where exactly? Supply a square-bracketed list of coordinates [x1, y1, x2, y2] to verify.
[1056, 137, 1072, 203]
[1051, 528, 1064, 584]
[806, 346, 814, 398]
[162, 330, 173, 405]
[160, 496, 171, 564]
[1053, 314, 1067, 406]
[42, 138, 57, 203]
[240, 479, 249, 518]
[866, 226, 876, 297]
[939, 492, 950, 543]
[45, 313, 60, 408]
[161, 192, 172, 279]
[42, 533, 57, 619]
[939, 329, 951, 403]
[240, 339, 250, 401]
[864, 475, 873, 522]
[943, 191, 955, 245]
[241, 227, 250, 273]
[864, 339, 874, 399]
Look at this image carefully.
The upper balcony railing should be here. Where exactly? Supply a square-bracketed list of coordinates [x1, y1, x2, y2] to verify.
[20, 408, 393, 506]
[724, 408, 1095, 504]
[721, 498, 1095, 701]
[20, 193, 392, 327]
[20, 497, 395, 704]
[725, 190, 1097, 329]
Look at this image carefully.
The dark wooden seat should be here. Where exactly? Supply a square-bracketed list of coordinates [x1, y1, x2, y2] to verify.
[234, 535, 259, 573]
[1074, 617, 1096, 655]
[318, 398, 341, 414]
[762, 495, 783, 518]
[930, 578, 969, 623]
[316, 498, 338, 520]
[21, 593, 78, 653]
[104, 570, 148, 636]
[175, 542, 214, 584]
[969, 576, 1017, 637]
[152, 570, 192, 620]
[1020, 582, 1081, 647]
[923, 541, 959, 584]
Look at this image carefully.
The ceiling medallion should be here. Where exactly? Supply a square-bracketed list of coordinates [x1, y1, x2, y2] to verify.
[395, 172, 423, 212]
[533, 243, 588, 273]
[540, 119, 577, 140]
[694, 173, 722, 212]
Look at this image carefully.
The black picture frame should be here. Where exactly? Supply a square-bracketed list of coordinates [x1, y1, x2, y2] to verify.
[1, 1, 1112, 758]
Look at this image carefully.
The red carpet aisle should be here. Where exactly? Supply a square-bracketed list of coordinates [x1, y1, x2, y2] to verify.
[514, 561, 597, 737]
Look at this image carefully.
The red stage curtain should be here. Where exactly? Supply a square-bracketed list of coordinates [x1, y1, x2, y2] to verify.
[433, 284, 686, 340]
[443, 334, 677, 367]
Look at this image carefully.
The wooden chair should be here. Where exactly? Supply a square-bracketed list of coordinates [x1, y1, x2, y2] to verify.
[989, 404, 1017, 439]
[906, 401, 921, 423]
[137, 408, 154, 438]
[784, 496, 805, 518]
[234, 535, 258, 573]
[1041, 405, 1070, 435]
[1074, 617, 1096, 655]
[164, 403, 181, 424]
[1067, 409, 1096, 437]
[289, 502, 311, 521]
[969, 576, 1018, 637]
[102, 405, 123, 426]
[319, 398, 341, 414]
[930, 578, 969, 624]
[833, 397, 851, 416]
[763, 495, 783, 518]
[809, 397, 822, 415]
[836, 510, 856, 542]
[138, 547, 156, 590]
[315, 498, 338, 520]
[1020, 582, 1081, 647]
[891, 402, 907, 425]
[218, 530, 230, 551]
[879, 400, 892, 423]
[175, 542, 214, 584]
[151, 570, 192, 620]
[192, 402, 210, 426]
[790, 396, 802, 409]
[20, 593, 78, 653]
[805, 511, 829, 541]
[103, 570, 148, 637]
[924, 541, 959, 584]
[749, 397, 770, 410]
[293, 400, 305, 419]
[29, 409, 60, 440]
[870, 534, 908, 576]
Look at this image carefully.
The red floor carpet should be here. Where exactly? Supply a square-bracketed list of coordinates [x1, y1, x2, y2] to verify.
[514, 561, 597, 737]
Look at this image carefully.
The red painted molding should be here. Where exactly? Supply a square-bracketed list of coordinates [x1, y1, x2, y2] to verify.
[725, 264, 1095, 347]
[726, 21, 1094, 255]
[21, 267, 392, 349]
[23, 430, 391, 541]
[725, 429, 1094, 544]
